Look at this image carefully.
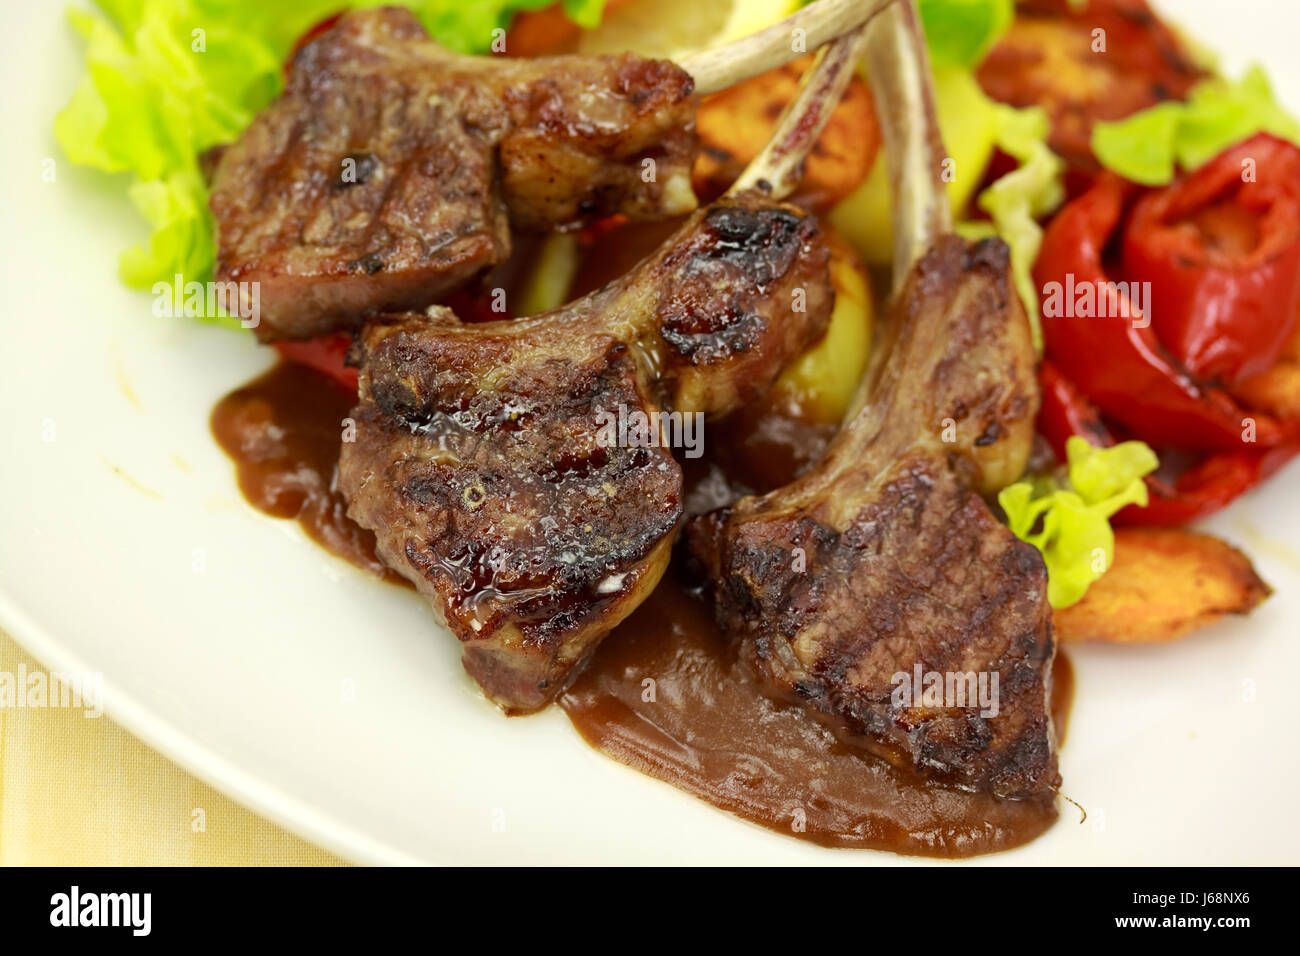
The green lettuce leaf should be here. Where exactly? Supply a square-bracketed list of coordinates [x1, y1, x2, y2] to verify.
[918, 0, 1014, 69]
[962, 104, 1065, 354]
[998, 437, 1159, 609]
[55, 0, 603, 313]
[1092, 66, 1300, 185]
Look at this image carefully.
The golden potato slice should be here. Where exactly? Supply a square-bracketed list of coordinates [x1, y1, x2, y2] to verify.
[1054, 527, 1271, 643]
[507, 5, 587, 56]
[516, 234, 580, 316]
[976, 0, 1207, 170]
[692, 58, 879, 210]
[765, 232, 873, 425]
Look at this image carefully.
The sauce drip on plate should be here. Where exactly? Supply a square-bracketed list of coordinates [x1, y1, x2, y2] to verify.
[210, 361, 409, 587]
[563, 576, 1071, 857]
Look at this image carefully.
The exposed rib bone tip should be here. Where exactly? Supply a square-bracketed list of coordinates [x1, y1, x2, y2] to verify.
[681, 0, 896, 96]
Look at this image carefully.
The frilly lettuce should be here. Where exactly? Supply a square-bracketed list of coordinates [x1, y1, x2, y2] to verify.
[960, 104, 1064, 354]
[1092, 66, 1300, 186]
[55, 0, 600, 307]
[998, 437, 1159, 609]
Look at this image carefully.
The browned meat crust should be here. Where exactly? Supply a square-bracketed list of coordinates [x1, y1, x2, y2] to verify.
[339, 192, 833, 712]
[345, 333, 682, 711]
[210, 6, 699, 341]
[687, 235, 1059, 802]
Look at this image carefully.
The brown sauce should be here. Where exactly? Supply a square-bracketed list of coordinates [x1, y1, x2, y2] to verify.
[211, 359, 1073, 858]
[562, 577, 1071, 857]
[210, 361, 409, 587]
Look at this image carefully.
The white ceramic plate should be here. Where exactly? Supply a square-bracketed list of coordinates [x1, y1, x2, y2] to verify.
[3, 0, 1299, 865]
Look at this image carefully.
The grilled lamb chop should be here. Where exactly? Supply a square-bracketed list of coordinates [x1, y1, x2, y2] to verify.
[209, 1, 890, 341]
[687, 0, 1060, 803]
[338, 34, 867, 713]
[211, 6, 695, 341]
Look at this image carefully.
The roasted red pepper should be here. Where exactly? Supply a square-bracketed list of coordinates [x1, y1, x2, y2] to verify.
[1036, 359, 1114, 460]
[1036, 146, 1300, 524]
[1037, 360, 1300, 525]
[274, 334, 358, 392]
[1036, 171, 1290, 451]
[1122, 134, 1300, 384]
[1126, 442, 1300, 525]
[272, 286, 515, 390]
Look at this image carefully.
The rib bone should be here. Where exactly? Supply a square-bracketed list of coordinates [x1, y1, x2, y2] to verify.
[681, 0, 893, 95]
[732, 27, 872, 198]
[686, 1, 1058, 802]
[862, 0, 952, 285]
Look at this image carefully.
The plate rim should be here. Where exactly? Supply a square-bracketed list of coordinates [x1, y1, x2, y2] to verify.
[0, 589, 420, 866]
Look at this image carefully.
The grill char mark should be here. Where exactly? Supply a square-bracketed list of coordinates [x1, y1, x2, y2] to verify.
[339, 192, 834, 713]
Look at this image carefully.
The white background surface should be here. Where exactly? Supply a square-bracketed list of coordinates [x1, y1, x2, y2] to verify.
[2, 0, 1298, 864]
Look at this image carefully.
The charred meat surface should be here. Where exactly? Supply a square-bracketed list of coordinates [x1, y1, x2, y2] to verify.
[345, 329, 682, 713]
[339, 191, 833, 712]
[688, 235, 1059, 802]
[210, 6, 698, 341]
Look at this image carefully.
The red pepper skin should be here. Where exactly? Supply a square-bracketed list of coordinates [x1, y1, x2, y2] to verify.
[440, 289, 516, 325]
[1037, 359, 1115, 461]
[1038, 360, 1300, 524]
[1040, 359, 1300, 524]
[1036, 172, 1287, 451]
[269, 289, 516, 390]
[1122, 134, 1300, 384]
[1040, 358, 1300, 522]
[273, 334, 358, 393]
[1117, 442, 1300, 525]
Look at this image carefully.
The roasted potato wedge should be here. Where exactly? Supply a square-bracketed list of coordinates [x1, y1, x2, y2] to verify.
[766, 231, 873, 425]
[976, 0, 1207, 170]
[1054, 527, 1271, 643]
[693, 58, 880, 210]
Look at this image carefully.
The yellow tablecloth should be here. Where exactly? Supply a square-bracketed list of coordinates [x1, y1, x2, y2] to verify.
[0, 628, 345, 866]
